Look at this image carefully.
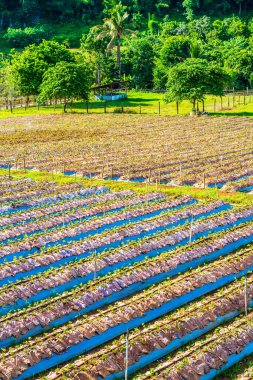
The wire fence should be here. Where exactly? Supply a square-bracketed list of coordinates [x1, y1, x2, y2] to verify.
[0, 90, 253, 115]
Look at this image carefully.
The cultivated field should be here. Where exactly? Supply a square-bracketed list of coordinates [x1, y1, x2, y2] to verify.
[0, 114, 253, 193]
[0, 174, 253, 379]
[0, 112, 253, 380]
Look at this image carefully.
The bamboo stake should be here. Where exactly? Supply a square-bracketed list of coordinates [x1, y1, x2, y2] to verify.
[125, 329, 129, 380]
[245, 275, 248, 316]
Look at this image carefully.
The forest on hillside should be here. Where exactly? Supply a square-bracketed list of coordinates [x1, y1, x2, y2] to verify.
[0, 0, 253, 106]
[0, 0, 253, 25]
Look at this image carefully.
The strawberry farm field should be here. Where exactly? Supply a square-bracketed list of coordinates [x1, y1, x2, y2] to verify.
[0, 113, 253, 380]
[0, 114, 253, 193]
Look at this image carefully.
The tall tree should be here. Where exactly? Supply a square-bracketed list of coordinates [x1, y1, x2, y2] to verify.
[11, 40, 74, 100]
[165, 58, 230, 109]
[39, 62, 92, 112]
[95, 2, 135, 80]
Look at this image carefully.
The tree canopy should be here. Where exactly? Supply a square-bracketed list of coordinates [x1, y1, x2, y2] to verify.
[11, 40, 74, 97]
[165, 58, 230, 108]
[39, 61, 92, 112]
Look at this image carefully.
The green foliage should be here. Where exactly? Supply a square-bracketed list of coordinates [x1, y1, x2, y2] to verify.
[3, 26, 52, 48]
[160, 36, 190, 66]
[11, 40, 74, 96]
[225, 48, 253, 88]
[39, 62, 92, 110]
[165, 58, 230, 107]
[124, 37, 155, 89]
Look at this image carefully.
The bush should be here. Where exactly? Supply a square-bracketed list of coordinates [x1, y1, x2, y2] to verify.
[3, 26, 52, 48]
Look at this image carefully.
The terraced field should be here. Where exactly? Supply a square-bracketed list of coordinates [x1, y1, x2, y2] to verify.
[0, 174, 253, 380]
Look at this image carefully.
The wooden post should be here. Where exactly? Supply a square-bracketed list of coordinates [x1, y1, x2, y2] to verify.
[245, 275, 248, 316]
[94, 251, 97, 280]
[176, 102, 179, 115]
[233, 96, 235, 107]
[23, 157, 26, 170]
[189, 214, 193, 243]
[125, 329, 129, 380]
[220, 96, 223, 110]
[86, 101, 89, 113]
[104, 101, 107, 113]
[244, 93, 246, 105]
[202, 101, 204, 112]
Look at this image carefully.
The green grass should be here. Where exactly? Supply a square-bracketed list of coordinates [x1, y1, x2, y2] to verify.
[0, 168, 252, 205]
[1, 91, 252, 119]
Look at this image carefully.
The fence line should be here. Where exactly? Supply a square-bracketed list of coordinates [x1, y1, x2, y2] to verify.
[0, 90, 252, 115]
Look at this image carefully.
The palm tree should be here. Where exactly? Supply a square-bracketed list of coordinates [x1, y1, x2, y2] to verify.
[95, 2, 135, 80]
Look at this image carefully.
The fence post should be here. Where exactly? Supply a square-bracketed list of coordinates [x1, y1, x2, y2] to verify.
[104, 101, 107, 113]
[86, 101, 89, 113]
[244, 93, 246, 105]
[176, 102, 179, 115]
[202, 101, 204, 112]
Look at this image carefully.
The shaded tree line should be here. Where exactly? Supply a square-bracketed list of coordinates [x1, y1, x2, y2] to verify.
[0, 0, 253, 26]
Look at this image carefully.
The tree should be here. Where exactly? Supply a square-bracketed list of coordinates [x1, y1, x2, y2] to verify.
[39, 62, 92, 112]
[225, 48, 253, 88]
[160, 36, 190, 66]
[0, 62, 18, 110]
[165, 58, 230, 109]
[182, 0, 200, 20]
[11, 40, 74, 100]
[124, 37, 155, 88]
[95, 2, 135, 80]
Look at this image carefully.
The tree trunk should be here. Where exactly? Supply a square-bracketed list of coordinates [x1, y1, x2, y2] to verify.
[64, 97, 67, 113]
[97, 61, 101, 86]
[239, 1, 242, 15]
[117, 36, 121, 81]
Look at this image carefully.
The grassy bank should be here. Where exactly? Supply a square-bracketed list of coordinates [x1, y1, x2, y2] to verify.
[0, 91, 252, 119]
[0, 168, 252, 205]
